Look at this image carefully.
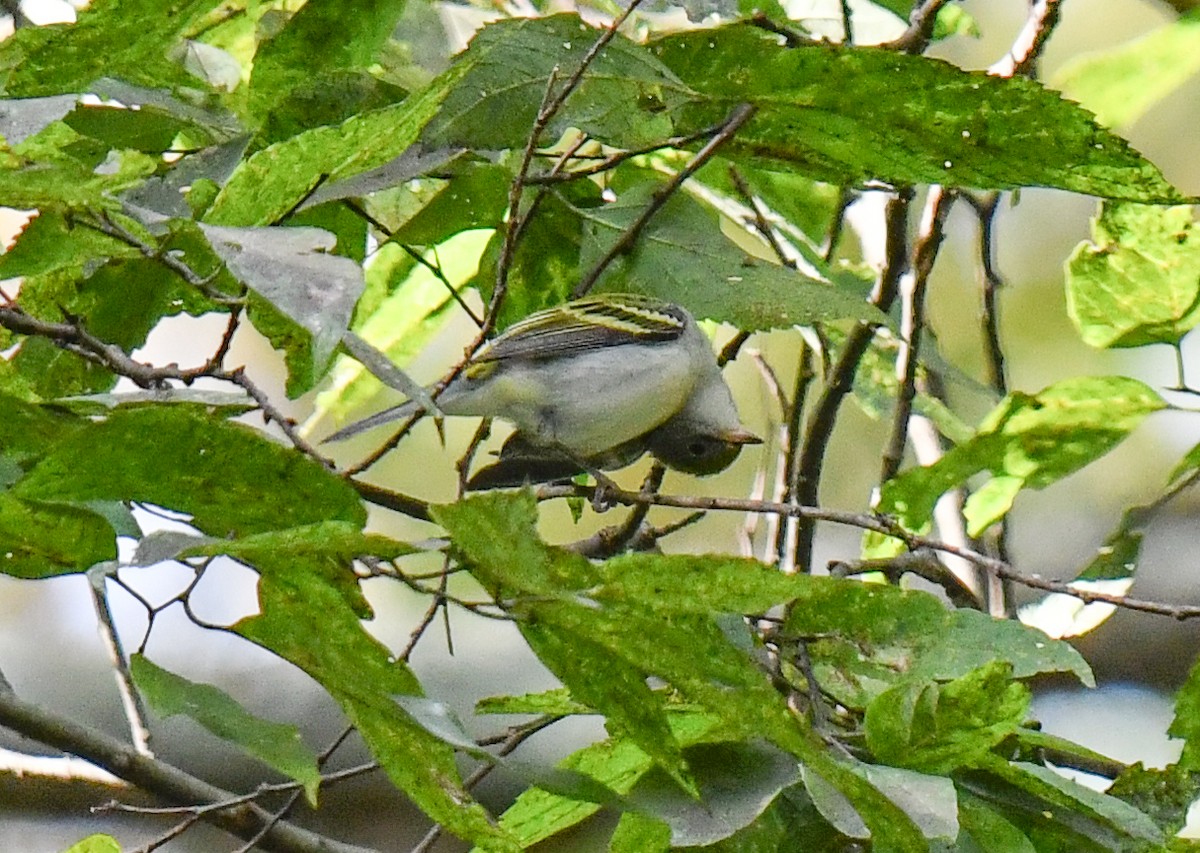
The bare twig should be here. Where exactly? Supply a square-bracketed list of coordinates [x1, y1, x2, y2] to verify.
[534, 482, 1200, 620]
[880, 187, 956, 482]
[989, 0, 1064, 78]
[0, 688, 374, 853]
[792, 189, 913, 571]
[88, 568, 154, 757]
[886, 0, 950, 53]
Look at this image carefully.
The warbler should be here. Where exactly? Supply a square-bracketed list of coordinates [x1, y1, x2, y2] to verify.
[327, 294, 760, 482]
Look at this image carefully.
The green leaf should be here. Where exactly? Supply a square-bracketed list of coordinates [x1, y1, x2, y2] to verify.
[205, 69, 465, 226]
[957, 792, 1037, 853]
[129, 654, 321, 804]
[1066, 202, 1200, 349]
[802, 763, 959, 843]
[1169, 656, 1200, 772]
[872, 376, 1164, 544]
[0, 0, 226, 96]
[234, 550, 519, 851]
[182, 521, 413, 563]
[974, 759, 1164, 847]
[390, 161, 511, 245]
[474, 181, 599, 331]
[476, 687, 593, 717]
[865, 662, 1030, 774]
[246, 0, 410, 121]
[63, 103, 206, 152]
[436, 492, 928, 853]
[650, 25, 1185, 202]
[609, 812, 671, 853]
[13, 406, 365, 537]
[0, 494, 116, 579]
[1054, 11, 1200, 130]
[0, 210, 136, 279]
[578, 180, 884, 330]
[422, 15, 691, 151]
[1107, 763, 1200, 836]
[471, 710, 725, 852]
[910, 610, 1093, 686]
[59, 835, 122, 853]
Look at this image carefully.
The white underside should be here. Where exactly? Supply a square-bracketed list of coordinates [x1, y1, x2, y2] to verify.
[442, 342, 698, 457]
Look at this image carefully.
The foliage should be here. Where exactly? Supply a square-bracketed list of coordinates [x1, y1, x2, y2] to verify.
[0, 2, 1199, 852]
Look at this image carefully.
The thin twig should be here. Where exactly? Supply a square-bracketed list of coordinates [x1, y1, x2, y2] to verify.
[0, 688, 374, 853]
[989, 0, 1064, 78]
[88, 569, 154, 757]
[886, 0, 950, 53]
[792, 189, 913, 572]
[572, 103, 758, 298]
[533, 482, 1200, 620]
[880, 187, 956, 482]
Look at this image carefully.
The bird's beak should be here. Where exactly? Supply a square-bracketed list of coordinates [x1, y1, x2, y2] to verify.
[720, 426, 762, 445]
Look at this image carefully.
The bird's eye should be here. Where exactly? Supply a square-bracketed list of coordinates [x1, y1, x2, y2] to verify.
[687, 440, 708, 457]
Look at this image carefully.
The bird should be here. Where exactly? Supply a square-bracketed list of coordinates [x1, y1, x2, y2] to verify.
[326, 294, 760, 486]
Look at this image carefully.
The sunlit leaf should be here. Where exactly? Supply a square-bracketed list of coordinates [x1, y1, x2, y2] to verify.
[1066, 202, 1200, 348]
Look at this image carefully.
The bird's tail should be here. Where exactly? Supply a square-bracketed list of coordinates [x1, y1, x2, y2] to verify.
[323, 400, 424, 443]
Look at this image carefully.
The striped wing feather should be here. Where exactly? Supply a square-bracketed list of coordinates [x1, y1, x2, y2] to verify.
[476, 296, 687, 362]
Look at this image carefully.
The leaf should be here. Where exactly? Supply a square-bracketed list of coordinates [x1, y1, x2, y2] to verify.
[802, 763, 959, 842]
[908, 610, 1094, 687]
[435, 492, 928, 852]
[246, 0, 410, 120]
[626, 742, 799, 847]
[1017, 510, 1140, 640]
[973, 759, 1164, 847]
[476, 687, 593, 717]
[13, 406, 365, 537]
[198, 223, 365, 367]
[578, 180, 885, 330]
[129, 654, 321, 804]
[205, 71, 464, 226]
[59, 835, 122, 853]
[0, 494, 116, 579]
[422, 15, 692, 151]
[0, 0, 226, 97]
[0, 210, 137, 279]
[872, 376, 1164, 545]
[470, 710, 726, 852]
[865, 662, 1030, 774]
[1169, 656, 1200, 772]
[233, 550, 519, 851]
[63, 103, 205, 152]
[1054, 11, 1200, 130]
[957, 792, 1037, 853]
[650, 25, 1185, 202]
[1066, 202, 1200, 349]
[1107, 763, 1200, 836]
[305, 230, 484, 436]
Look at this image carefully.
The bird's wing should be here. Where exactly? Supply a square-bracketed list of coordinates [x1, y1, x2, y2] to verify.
[476, 296, 687, 362]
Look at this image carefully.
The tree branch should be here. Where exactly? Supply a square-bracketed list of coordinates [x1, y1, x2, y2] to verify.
[0, 687, 375, 853]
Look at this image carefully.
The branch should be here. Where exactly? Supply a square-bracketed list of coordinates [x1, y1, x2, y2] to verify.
[792, 189, 913, 571]
[0, 687, 375, 853]
[989, 0, 1064, 78]
[534, 482, 1200, 620]
[880, 187, 955, 482]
